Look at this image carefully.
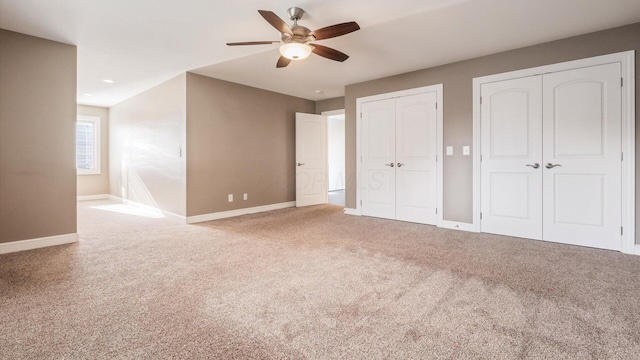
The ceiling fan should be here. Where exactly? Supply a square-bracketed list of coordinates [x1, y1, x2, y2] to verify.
[226, 7, 360, 68]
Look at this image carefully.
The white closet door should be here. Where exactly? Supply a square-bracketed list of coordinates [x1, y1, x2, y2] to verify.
[362, 98, 396, 219]
[295, 113, 328, 207]
[480, 76, 543, 239]
[395, 92, 438, 224]
[542, 63, 622, 250]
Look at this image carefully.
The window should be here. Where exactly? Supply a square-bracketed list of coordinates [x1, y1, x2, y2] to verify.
[76, 115, 100, 175]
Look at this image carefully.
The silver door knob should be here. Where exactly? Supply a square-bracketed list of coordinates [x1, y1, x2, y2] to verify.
[297, 162, 305, 166]
[385, 163, 395, 167]
[545, 163, 561, 169]
[397, 163, 404, 167]
[526, 163, 540, 169]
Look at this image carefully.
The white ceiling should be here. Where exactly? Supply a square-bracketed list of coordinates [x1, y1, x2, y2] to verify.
[1, 0, 639, 107]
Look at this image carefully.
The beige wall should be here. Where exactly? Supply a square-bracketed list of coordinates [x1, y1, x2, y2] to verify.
[0, 29, 77, 243]
[109, 74, 187, 216]
[186, 73, 315, 216]
[316, 97, 345, 114]
[77, 105, 110, 196]
[345, 23, 640, 242]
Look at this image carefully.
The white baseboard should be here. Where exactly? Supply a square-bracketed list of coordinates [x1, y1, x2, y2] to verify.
[107, 195, 186, 222]
[77, 194, 110, 201]
[186, 201, 296, 224]
[344, 208, 360, 216]
[0, 233, 79, 254]
[633, 245, 640, 256]
[439, 220, 476, 232]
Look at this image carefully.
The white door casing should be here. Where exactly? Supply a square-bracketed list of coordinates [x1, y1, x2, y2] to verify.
[542, 63, 622, 250]
[295, 113, 328, 207]
[480, 75, 543, 240]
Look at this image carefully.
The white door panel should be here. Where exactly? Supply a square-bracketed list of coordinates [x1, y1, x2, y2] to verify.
[396, 169, 433, 224]
[542, 63, 621, 250]
[362, 99, 396, 219]
[481, 76, 543, 239]
[490, 173, 531, 219]
[395, 92, 437, 224]
[295, 113, 327, 207]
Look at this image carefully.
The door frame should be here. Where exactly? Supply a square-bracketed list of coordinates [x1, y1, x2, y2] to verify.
[355, 84, 444, 227]
[472, 50, 635, 254]
[322, 109, 346, 199]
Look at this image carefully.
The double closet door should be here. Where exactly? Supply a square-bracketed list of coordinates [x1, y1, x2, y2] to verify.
[361, 92, 438, 225]
[480, 63, 622, 250]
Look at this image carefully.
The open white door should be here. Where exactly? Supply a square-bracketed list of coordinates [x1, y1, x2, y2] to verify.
[296, 112, 328, 207]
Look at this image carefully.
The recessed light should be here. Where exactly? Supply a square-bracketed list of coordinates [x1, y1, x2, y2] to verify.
[102, 79, 114, 83]
[314, 90, 323, 94]
[83, 93, 93, 97]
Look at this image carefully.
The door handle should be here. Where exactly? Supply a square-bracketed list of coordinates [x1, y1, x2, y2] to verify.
[545, 163, 561, 169]
[297, 162, 305, 166]
[396, 163, 404, 167]
[385, 163, 395, 167]
[525, 163, 540, 169]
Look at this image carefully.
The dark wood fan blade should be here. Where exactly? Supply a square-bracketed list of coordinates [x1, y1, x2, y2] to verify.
[258, 10, 292, 34]
[311, 44, 349, 62]
[226, 41, 279, 46]
[276, 56, 291, 68]
[312, 22, 360, 40]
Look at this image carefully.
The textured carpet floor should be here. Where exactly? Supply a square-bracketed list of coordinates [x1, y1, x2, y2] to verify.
[1, 200, 640, 359]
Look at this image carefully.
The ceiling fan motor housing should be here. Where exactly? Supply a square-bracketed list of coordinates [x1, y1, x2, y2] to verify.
[281, 25, 315, 44]
[281, 8, 315, 44]
[287, 7, 305, 21]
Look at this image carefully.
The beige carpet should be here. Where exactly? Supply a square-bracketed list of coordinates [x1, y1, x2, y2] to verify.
[1, 200, 640, 359]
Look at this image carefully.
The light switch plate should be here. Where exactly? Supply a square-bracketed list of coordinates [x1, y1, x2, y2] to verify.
[228, 194, 233, 202]
[463, 146, 470, 155]
[446, 146, 453, 156]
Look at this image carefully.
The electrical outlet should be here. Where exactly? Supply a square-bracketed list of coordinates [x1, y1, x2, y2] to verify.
[463, 146, 470, 155]
[228, 194, 233, 202]
[446, 146, 453, 156]
[243, 193, 248, 200]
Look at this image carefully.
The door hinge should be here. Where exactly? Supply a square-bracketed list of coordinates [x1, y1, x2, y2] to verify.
[621, 78, 623, 87]
[480, 154, 483, 162]
[435, 208, 438, 214]
[621, 152, 624, 161]
[360, 200, 363, 206]
[360, 113, 363, 118]
[480, 96, 483, 104]
[435, 102, 438, 109]
[621, 226, 624, 235]
[480, 212, 483, 220]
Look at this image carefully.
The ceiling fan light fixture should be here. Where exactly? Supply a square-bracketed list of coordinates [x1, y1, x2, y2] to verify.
[279, 43, 312, 60]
